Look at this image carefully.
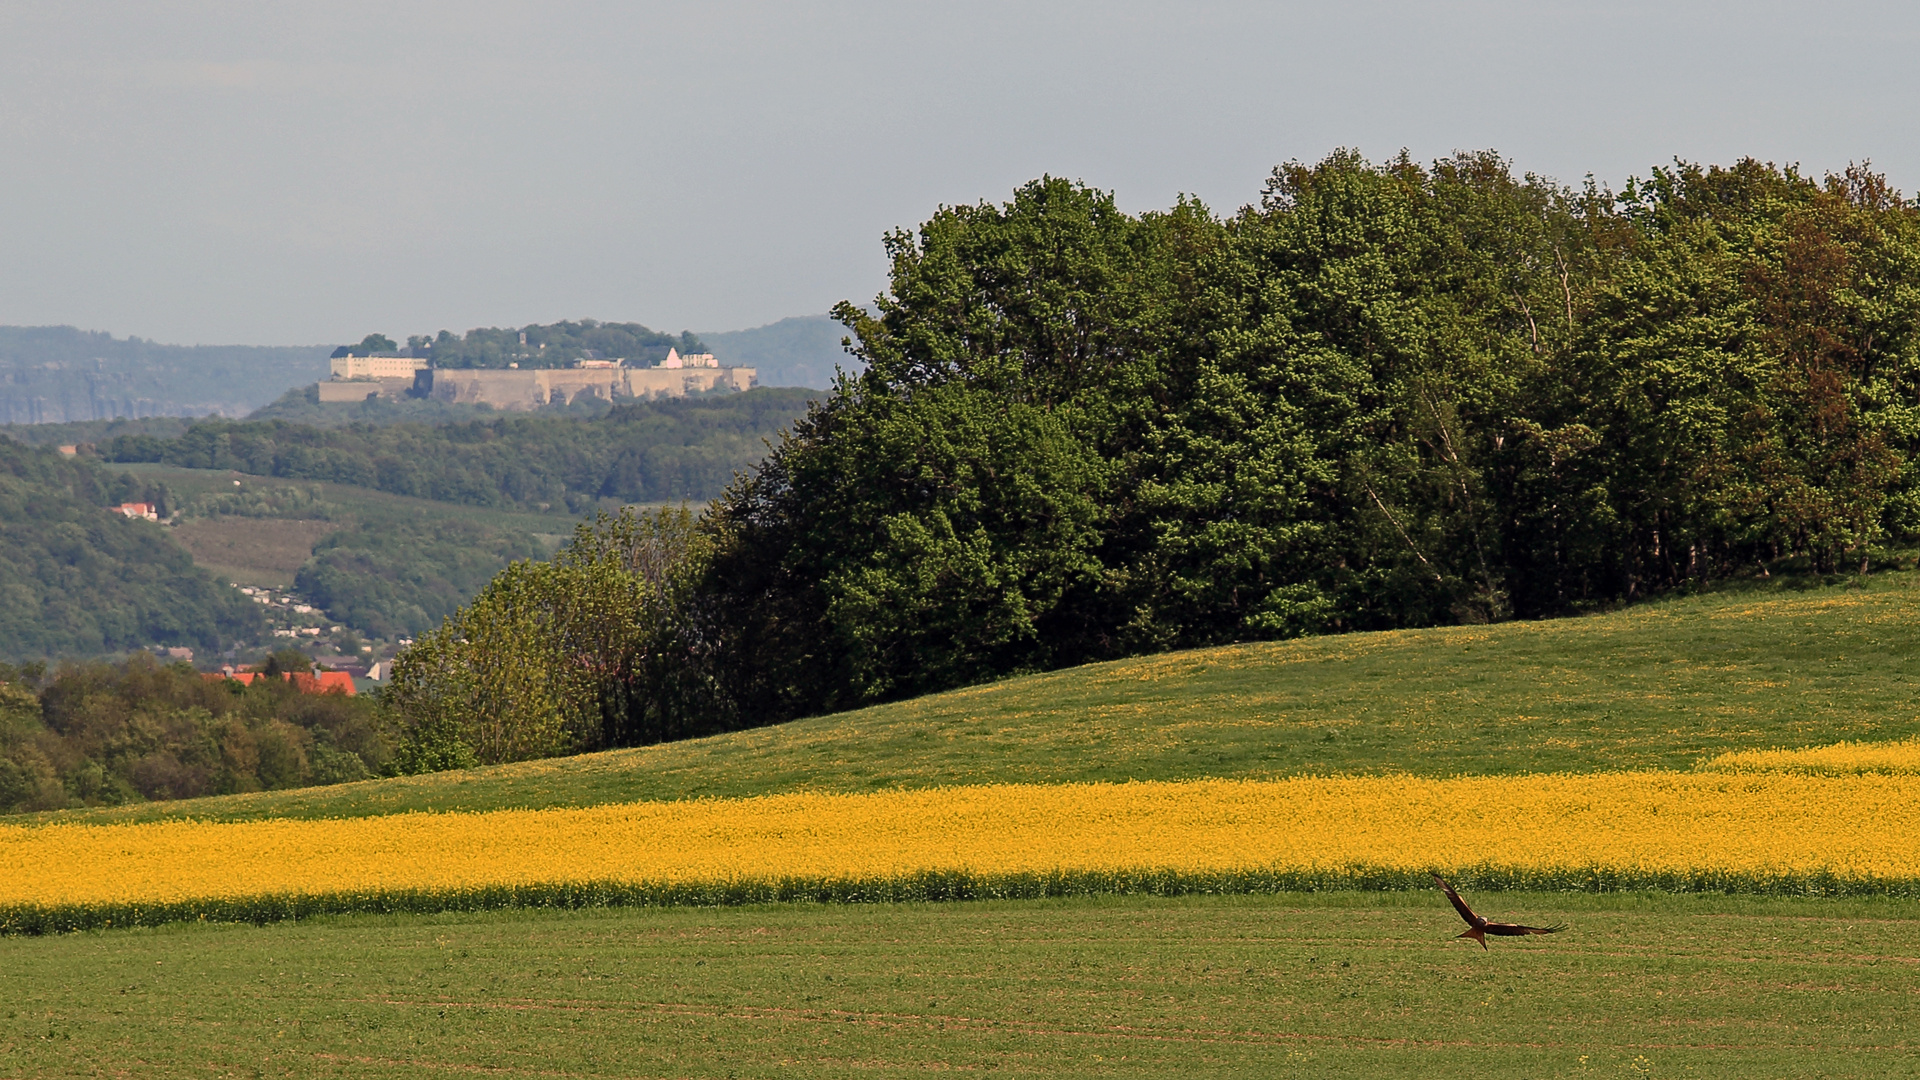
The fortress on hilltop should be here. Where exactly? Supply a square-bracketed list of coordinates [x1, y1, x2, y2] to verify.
[315, 348, 756, 408]
[316, 353, 430, 403]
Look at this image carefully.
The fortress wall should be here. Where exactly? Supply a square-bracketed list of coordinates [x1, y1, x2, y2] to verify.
[623, 367, 757, 398]
[316, 365, 762, 411]
[426, 369, 549, 408]
[538, 369, 627, 404]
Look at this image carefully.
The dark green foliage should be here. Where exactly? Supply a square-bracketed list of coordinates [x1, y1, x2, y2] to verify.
[0, 653, 384, 812]
[414, 319, 706, 370]
[258, 649, 313, 677]
[701, 384, 1109, 718]
[295, 519, 545, 639]
[103, 387, 815, 512]
[244, 384, 604, 426]
[687, 155, 1920, 727]
[0, 439, 263, 659]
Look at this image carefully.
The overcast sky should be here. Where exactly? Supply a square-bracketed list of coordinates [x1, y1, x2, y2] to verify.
[0, 1, 1913, 345]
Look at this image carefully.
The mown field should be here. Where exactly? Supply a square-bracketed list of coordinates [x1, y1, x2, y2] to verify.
[168, 517, 341, 589]
[5, 895, 1917, 1078]
[8, 574, 1920, 1076]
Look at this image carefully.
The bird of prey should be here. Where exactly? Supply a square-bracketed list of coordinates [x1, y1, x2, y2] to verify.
[1432, 874, 1566, 949]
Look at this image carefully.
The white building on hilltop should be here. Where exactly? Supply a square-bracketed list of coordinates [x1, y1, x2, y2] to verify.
[330, 355, 429, 380]
[659, 348, 718, 369]
[320, 354, 431, 402]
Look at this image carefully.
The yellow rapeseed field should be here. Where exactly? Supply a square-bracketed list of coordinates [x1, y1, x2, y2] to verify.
[1701, 736, 1920, 775]
[6, 773, 1919, 909]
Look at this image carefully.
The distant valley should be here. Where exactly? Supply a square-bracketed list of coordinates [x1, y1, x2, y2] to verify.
[0, 387, 815, 663]
[0, 312, 848, 665]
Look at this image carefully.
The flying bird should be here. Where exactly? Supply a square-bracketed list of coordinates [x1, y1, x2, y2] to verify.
[1432, 874, 1566, 949]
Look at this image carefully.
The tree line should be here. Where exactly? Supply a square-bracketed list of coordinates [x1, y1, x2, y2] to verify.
[0, 652, 383, 812]
[98, 387, 818, 512]
[400, 319, 708, 369]
[373, 151, 1920, 766]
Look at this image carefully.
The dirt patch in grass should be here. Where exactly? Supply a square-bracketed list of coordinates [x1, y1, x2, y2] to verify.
[170, 518, 340, 587]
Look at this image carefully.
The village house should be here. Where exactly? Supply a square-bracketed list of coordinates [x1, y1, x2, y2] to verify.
[205, 668, 356, 695]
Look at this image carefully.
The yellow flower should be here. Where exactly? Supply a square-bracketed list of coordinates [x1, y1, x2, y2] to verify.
[5, 773, 1918, 909]
[1700, 737, 1920, 776]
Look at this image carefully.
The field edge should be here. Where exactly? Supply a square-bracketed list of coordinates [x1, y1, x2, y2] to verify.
[13, 863, 1920, 935]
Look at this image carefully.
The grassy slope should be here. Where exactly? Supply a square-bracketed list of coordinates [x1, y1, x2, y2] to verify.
[115, 462, 591, 540]
[5, 893, 1916, 1078]
[30, 570, 1920, 826]
[168, 517, 341, 588]
[109, 463, 586, 592]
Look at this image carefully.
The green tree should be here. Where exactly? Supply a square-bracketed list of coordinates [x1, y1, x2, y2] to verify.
[0, 653, 385, 810]
[382, 507, 709, 770]
[260, 648, 313, 677]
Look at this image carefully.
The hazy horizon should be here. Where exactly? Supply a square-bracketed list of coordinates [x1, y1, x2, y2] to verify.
[3, 1, 1916, 346]
[0, 312, 830, 350]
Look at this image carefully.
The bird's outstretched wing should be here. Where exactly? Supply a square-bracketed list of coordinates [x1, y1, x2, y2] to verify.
[1432, 873, 1484, 928]
[1483, 921, 1567, 937]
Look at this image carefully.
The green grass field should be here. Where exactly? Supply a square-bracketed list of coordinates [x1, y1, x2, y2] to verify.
[12, 572, 1920, 1077]
[32, 568, 1920, 826]
[5, 893, 1915, 1078]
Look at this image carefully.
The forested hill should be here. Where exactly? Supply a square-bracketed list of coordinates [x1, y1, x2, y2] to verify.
[0, 327, 331, 423]
[402, 319, 707, 370]
[0, 439, 262, 658]
[99, 387, 816, 512]
[700, 315, 861, 389]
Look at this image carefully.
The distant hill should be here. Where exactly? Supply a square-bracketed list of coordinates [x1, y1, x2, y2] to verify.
[0, 326, 332, 423]
[2, 388, 812, 654]
[700, 315, 860, 390]
[0, 438, 264, 659]
[0, 416, 193, 448]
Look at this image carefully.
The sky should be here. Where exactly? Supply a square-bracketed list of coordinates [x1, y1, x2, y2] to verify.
[0, 0, 1914, 346]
